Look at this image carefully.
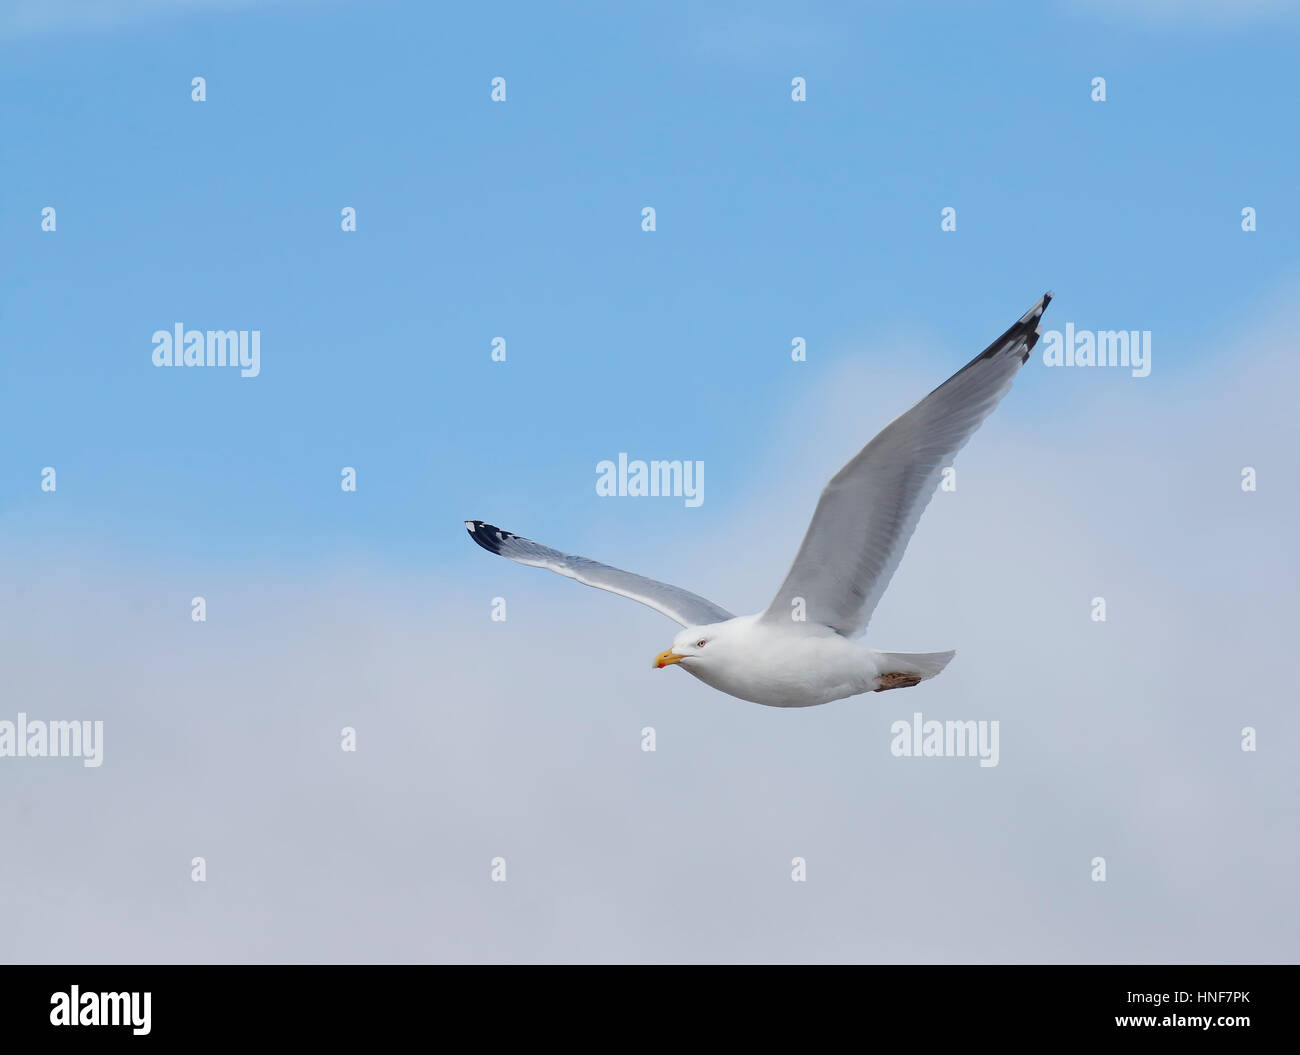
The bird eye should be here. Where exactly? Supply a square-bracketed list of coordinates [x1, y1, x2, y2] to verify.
[696, 639, 707, 648]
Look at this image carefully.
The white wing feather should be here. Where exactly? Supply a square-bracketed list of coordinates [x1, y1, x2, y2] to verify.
[760, 292, 1052, 637]
[465, 520, 734, 628]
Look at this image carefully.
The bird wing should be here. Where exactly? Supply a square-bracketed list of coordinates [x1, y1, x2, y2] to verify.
[465, 520, 735, 628]
[759, 292, 1052, 637]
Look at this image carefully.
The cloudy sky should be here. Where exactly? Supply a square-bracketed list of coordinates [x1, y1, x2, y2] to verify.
[2, 0, 1297, 963]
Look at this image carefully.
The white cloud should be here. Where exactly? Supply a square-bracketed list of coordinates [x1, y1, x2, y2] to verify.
[2, 288, 1297, 962]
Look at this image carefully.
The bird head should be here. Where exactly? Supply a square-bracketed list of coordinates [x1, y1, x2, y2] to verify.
[653, 623, 726, 670]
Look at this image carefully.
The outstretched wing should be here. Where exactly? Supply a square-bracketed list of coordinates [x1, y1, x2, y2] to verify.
[760, 292, 1052, 637]
[465, 520, 734, 628]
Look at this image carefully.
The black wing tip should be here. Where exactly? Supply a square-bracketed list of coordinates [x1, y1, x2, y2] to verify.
[994, 290, 1053, 363]
[984, 291, 1056, 360]
[1013, 290, 1054, 362]
[465, 519, 512, 555]
[1026, 290, 1053, 314]
[1014, 290, 1053, 328]
[928, 290, 1055, 395]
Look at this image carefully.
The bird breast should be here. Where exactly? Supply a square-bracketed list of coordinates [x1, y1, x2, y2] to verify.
[683, 623, 877, 708]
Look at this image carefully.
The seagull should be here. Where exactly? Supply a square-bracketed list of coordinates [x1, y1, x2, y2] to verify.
[467, 293, 1052, 708]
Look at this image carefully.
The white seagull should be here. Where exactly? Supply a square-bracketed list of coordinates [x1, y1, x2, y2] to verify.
[467, 293, 1052, 708]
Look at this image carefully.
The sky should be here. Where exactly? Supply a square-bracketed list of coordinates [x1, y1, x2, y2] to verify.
[1, 0, 1297, 964]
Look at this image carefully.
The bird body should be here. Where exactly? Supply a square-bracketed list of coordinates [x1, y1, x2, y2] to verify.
[467, 293, 1051, 708]
[653, 616, 956, 707]
[660, 616, 873, 708]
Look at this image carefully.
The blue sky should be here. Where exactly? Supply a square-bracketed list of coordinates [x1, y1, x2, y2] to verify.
[3, 2, 1299, 964]
[4, 0, 1297, 573]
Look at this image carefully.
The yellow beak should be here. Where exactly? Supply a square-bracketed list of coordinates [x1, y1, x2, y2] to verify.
[653, 649, 684, 669]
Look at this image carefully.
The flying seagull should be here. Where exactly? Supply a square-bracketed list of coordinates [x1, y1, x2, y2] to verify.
[467, 292, 1052, 708]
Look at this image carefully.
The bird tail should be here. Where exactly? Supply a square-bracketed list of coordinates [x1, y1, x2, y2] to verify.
[870, 649, 956, 681]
